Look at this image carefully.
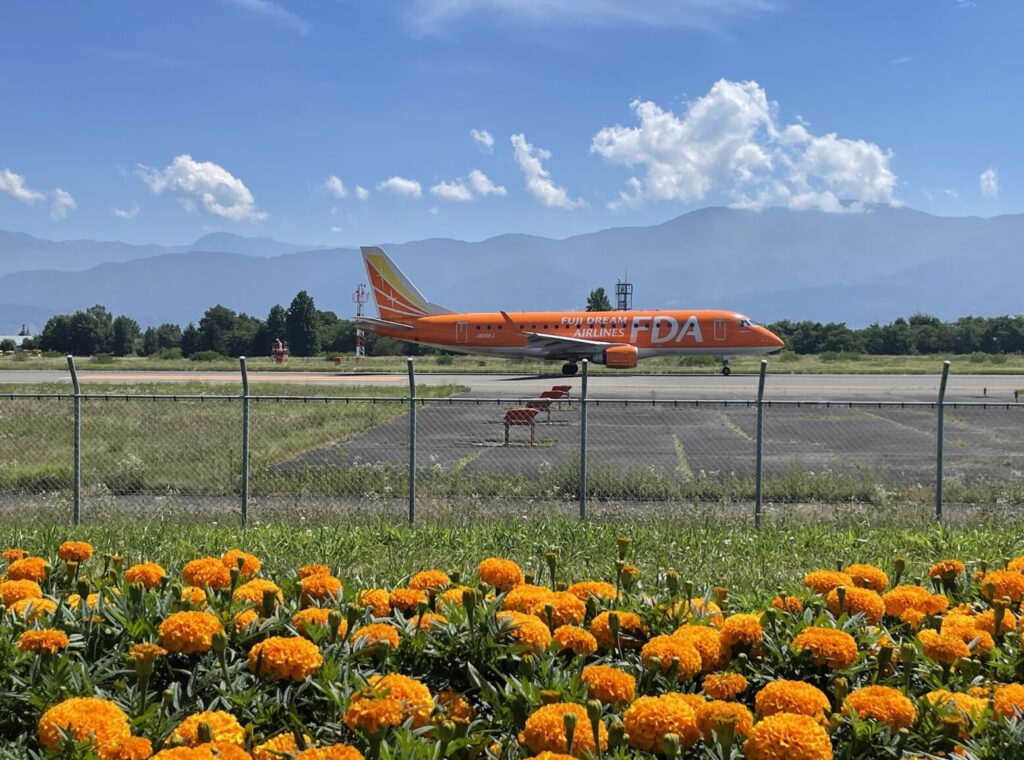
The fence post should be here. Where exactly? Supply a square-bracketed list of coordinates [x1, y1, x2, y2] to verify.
[66, 355, 81, 526]
[754, 359, 767, 529]
[240, 356, 250, 527]
[579, 359, 589, 520]
[407, 357, 416, 525]
[935, 360, 950, 522]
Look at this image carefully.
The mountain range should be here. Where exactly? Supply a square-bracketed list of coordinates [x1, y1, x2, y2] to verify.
[1, 206, 1022, 333]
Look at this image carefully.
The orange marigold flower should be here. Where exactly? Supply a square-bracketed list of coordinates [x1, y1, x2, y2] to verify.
[158, 611, 224, 654]
[293, 607, 347, 638]
[8, 596, 57, 622]
[503, 584, 553, 613]
[522, 703, 608, 757]
[408, 569, 450, 592]
[696, 700, 753, 740]
[771, 595, 804, 615]
[234, 608, 260, 632]
[826, 586, 885, 624]
[900, 609, 926, 629]
[720, 613, 764, 650]
[438, 585, 473, 611]
[922, 689, 987, 724]
[170, 711, 246, 746]
[478, 557, 524, 590]
[389, 587, 427, 614]
[842, 685, 917, 730]
[497, 610, 552, 655]
[672, 624, 725, 671]
[37, 697, 132, 751]
[124, 561, 166, 589]
[994, 683, 1024, 719]
[347, 673, 433, 731]
[623, 694, 699, 752]
[58, 541, 94, 563]
[350, 623, 400, 650]
[409, 611, 448, 631]
[919, 628, 970, 665]
[590, 610, 647, 650]
[182, 557, 231, 590]
[803, 570, 852, 595]
[356, 588, 391, 617]
[883, 585, 946, 617]
[128, 642, 167, 663]
[2, 547, 27, 562]
[755, 680, 831, 723]
[298, 563, 331, 579]
[552, 625, 598, 655]
[7, 556, 49, 582]
[744, 712, 831, 760]
[253, 733, 312, 760]
[17, 629, 69, 655]
[581, 664, 636, 705]
[641, 635, 702, 679]
[233, 578, 283, 607]
[221, 549, 261, 577]
[566, 580, 617, 602]
[180, 586, 208, 608]
[248, 635, 323, 681]
[981, 570, 1024, 602]
[437, 688, 476, 725]
[793, 627, 859, 670]
[296, 746, 365, 760]
[671, 597, 725, 626]
[843, 563, 889, 591]
[940, 615, 995, 653]
[703, 671, 748, 700]
[98, 736, 154, 760]
[530, 591, 586, 627]
[300, 574, 343, 605]
[975, 607, 1017, 636]
[930, 559, 966, 578]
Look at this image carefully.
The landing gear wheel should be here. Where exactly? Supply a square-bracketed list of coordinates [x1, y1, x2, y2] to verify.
[561, 363, 579, 376]
[721, 366, 731, 376]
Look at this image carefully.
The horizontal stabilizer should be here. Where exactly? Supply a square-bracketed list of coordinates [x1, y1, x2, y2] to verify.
[356, 316, 416, 331]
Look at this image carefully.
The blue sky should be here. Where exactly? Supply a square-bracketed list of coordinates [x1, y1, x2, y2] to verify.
[0, 0, 1020, 246]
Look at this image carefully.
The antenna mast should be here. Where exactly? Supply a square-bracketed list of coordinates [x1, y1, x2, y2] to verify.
[353, 283, 369, 361]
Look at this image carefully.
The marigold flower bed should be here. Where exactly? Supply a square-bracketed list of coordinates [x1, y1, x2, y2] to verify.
[4, 540, 1024, 757]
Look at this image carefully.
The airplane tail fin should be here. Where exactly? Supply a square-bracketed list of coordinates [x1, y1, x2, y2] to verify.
[360, 246, 452, 322]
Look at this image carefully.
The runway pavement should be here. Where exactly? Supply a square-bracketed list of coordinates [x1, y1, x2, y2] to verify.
[1, 369, 1022, 402]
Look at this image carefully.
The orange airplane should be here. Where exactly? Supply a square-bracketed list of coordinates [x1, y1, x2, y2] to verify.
[357, 247, 784, 376]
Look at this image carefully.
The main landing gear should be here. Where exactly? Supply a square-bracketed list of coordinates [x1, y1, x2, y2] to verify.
[721, 358, 731, 376]
[561, 363, 579, 376]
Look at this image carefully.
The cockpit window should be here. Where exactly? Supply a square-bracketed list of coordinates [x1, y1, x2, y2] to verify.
[739, 319, 751, 328]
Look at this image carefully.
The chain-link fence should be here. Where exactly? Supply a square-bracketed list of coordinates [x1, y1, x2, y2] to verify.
[2, 359, 1022, 524]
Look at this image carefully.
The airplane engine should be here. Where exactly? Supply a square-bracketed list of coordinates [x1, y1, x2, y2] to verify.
[601, 344, 638, 369]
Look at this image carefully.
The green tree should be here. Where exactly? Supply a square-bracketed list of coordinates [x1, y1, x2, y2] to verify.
[110, 315, 140, 356]
[285, 290, 321, 356]
[180, 323, 200, 358]
[68, 305, 113, 356]
[0, 339, 15, 352]
[198, 305, 237, 355]
[586, 287, 612, 312]
[39, 314, 73, 353]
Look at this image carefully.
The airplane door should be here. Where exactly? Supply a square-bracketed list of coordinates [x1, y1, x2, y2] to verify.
[714, 319, 726, 341]
[456, 321, 469, 343]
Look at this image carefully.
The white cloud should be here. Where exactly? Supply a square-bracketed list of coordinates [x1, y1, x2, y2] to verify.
[890, 55, 911, 64]
[467, 169, 507, 196]
[943, 188, 959, 199]
[50, 189, 76, 220]
[430, 169, 507, 201]
[138, 154, 267, 221]
[429, 206, 440, 216]
[323, 175, 348, 198]
[470, 128, 495, 153]
[223, 0, 311, 34]
[591, 79, 897, 212]
[113, 205, 140, 220]
[979, 167, 999, 198]
[430, 179, 473, 201]
[0, 168, 46, 204]
[377, 176, 422, 197]
[355, 185, 370, 200]
[330, 225, 344, 233]
[510, 134, 587, 209]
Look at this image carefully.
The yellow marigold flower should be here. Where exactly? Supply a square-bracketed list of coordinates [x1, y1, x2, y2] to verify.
[293, 607, 347, 638]
[350, 623, 400, 649]
[497, 610, 552, 655]
[530, 591, 586, 627]
[590, 610, 647, 650]
[389, 587, 427, 614]
[842, 685, 917, 730]
[930, 559, 966, 578]
[720, 613, 764, 650]
[696, 700, 753, 740]
[408, 569, 450, 592]
[755, 680, 831, 723]
[298, 563, 331, 579]
[771, 595, 804, 615]
[350, 674, 433, 730]
[503, 583, 553, 613]
[566, 580, 617, 602]
[803, 570, 852, 595]
[356, 588, 391, 617]
[124, 561, 166, 589]
[37, 697, 132, 751]
[17, 629, 69, 655]
[994, 683, 1024, 719]
[7, 556, 49, 582]
[478, 557, 524, 590]
[551, 625, 598, 655]
[792, 627, 859, 670]
[58, 541, 94, 563]
[300, 574, 342, 605]
[98, 736, 154, 760]
[919, 628, 970, 665]
[158, 611, 224, 654]
[232, 579, 283, 607]
[522, 702, 608, 756]
[671, 597, 725, 626]
[975, 607, 1016, 636]
[968, 685, 993, 700]
[437, 688, 476, 724]
[744, 712, 832, 760]
[253, 733, 312, 760]
[623, 694, 699, 752]
[221, 548, 261, 577]
[672, 624, 725, 671]
[128, 642, 167, 662]
[922, 689, 987, 724]
[2, 547, 27, 562]
[438, 585, 473, 611]
[703, 671, 748, 700]
[981, 570, 1024, 602]
[581, 664, 636, 705]
[641, 635, 702, 679]
[883, 585, 946, 617]
[826, 586, 885, 624]
[234, 608, 260, 632]
[248, 635, 323, 681]
[171, 711, 246, 746]
[182, 557, 231, 590]
[180, 586, 208, 608]
[296, 746, 365, 760]
[843, 563, 889, 591]
[8, 596, 57, 622]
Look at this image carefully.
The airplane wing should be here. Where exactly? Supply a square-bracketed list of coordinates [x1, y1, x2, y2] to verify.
[499, 311, 614, 358]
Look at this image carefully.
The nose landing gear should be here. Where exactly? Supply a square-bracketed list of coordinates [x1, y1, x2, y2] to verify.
[561, 363, 579, 376]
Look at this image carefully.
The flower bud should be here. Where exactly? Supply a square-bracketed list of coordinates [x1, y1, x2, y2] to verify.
[666, 570, 679, 595]
[563, 711, 578, 756]
[617, 535, 631, 560]
[660, 733, 680, 759]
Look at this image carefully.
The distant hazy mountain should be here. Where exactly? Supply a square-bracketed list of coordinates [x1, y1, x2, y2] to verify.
[1, 206, 1022, 332]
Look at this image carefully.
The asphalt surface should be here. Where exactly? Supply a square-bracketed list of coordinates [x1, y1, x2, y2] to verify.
[2, 369, 1022, 402]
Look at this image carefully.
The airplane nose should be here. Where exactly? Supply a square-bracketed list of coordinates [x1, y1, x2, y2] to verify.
[763, 328, 784, 347]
